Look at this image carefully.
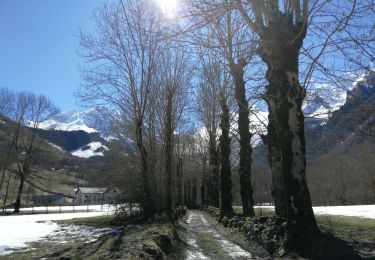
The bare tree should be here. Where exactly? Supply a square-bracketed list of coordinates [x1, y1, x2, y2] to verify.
[78, 0, 164, 217]
[217, 68, 235, 215]
[234, 0, 320, 247]
[196, 58, 222, 208]
[183, 0, 260, 216]
[153, 44, 192, 212]
[0, 88, 15, 198]
[8, 92, 58, 213]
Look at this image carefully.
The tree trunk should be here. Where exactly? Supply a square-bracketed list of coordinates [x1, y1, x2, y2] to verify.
[165, 92, 173, 212]
[192, 177, 197, 208]
[2, 174, 11, 215]
[14, 175, 25, 213]
[176, 157, 183, 206]
[219, 93, 234, 215]
[258, 17, 320, 245]
[0, 168, 6, 196]
[208, 133, 220, 207]
[135, 122, 155, 218]
[200, 156, 208, 206]
[261, 119, 288, 220]
[229, 60, 255, 216]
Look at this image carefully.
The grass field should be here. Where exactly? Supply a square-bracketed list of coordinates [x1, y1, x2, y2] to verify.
[0, 169, 86, 205]
[233, 205, 375, 242]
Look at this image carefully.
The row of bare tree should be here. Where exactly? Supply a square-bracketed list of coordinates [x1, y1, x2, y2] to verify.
[78, 0, 373, 249]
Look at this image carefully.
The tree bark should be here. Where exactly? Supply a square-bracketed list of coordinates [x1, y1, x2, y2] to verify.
[135, 122, 155, 218]
[208, 133, 220, 207]
[176, 157, 183, 206]
[192, 177, 198, 208]
[2, 174, 11, 215]
[0, 169, 6, 196]
[261, 120, 288, 220]
[165, 91, 173, 212]
[200, 155, 208, 206]
[219, 93, 234, 215]
[259, 15, 319, 247]
[14, 175, 25, 213]
[229, 60, 255, 216]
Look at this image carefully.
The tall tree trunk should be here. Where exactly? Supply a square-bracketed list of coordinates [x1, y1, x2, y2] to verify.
[0, 168, 6, 196]
[165, 92, 173, 212]
[146, 111, 160, 212]
[229, 60, 255, 216]
[200, 156, 208, 206]
[14, 175, 25, 213]
[261, 119, 288, 220]
[208, 133, 220, 207]
[2, 174, 11, 215]
[176, 157, 183, 206]
[259, 16, 319, 246]
[192, 177, 197, 208]
[135, 122, 155, 218]
[186, 180, 191, 208]
[219, 93, 234, 215]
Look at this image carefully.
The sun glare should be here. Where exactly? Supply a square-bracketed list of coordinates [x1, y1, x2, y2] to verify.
[157, 0, 179, 19]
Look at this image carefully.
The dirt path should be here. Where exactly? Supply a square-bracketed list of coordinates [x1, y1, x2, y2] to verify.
[173, 210, 253, 260]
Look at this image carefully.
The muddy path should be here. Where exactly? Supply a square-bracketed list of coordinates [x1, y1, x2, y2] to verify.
[171, 210, 254, 260]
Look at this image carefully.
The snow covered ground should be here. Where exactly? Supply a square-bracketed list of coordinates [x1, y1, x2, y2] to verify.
[0, 206, 116, 255]
[5, 204, 116, 214]
[254, 205, 375, 219]
[312, 205, 375, 219]
[0, 204, 373, 256]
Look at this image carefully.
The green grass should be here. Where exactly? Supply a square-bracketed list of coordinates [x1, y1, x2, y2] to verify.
[233, 206, 273, 216]
[316, 215, 375, 242]
[1, 169, 86, 204]
[57, 215, 122, 227]
[233, 206, 375, 242]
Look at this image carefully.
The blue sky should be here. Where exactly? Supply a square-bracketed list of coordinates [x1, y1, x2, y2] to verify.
[0, 1, 106, 110]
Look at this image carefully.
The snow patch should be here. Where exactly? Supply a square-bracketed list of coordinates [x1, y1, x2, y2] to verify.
[71, 142, 109, 158]
[38, 119, 97, 133]
[47, 142, 65, 152]
[312, 205, 375, 219]
[0, 210, 115, 255]
[254, 205, 375, 219]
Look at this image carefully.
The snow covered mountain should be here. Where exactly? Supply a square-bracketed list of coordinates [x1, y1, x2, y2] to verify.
[39, 106, 116, 138]
[37, 106, 118, 158]
[303, 84, 347, 121]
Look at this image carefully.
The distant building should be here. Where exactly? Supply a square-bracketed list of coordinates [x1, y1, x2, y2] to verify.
[33, 194, 66, 206]
[74, 187, 120, 205]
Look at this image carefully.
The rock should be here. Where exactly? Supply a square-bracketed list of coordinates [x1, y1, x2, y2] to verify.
[265, 239, 277, 255]
[237, 220, 244, 228]
[242, 223, 252, 233]
[222, 217, 229, 227]
[142, 239, 164, 259]
[155, 229, 174, 254]
[252, 227, 260, 236]
[277, 247, 286, 257]
[258, 216, 268, 224]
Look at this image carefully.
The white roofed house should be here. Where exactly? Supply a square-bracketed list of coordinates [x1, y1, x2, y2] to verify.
[74, 187, 120, 205]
